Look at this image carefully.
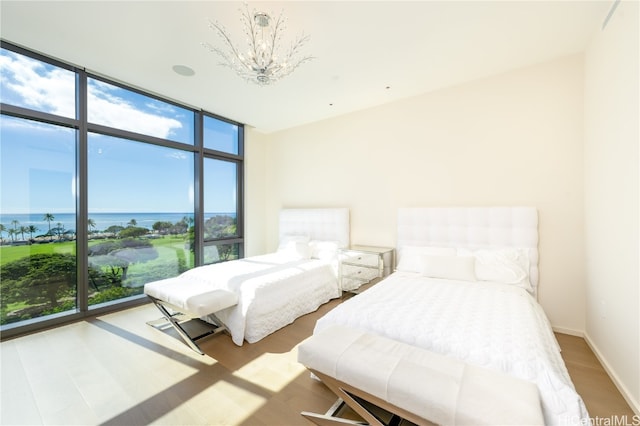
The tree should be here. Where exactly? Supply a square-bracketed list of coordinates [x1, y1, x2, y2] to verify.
[27, 225, 38, 240]
[170, 221, 188, 235]
[105, 225, 124, 234]
[88, 218, 96, 234]
[0, 223, 5, 243]
[43, 213, 54, 241]
[88, 239, 158, 284]
[218, 244, 236, 261]
[0, 253, 76, 310]
[54, 222, 65, 240]
[19, 226, 28, 241]
[10, 219, 19, 238]
[204, 215, 236, 239]
[152, 221, 173, 234]
[119, 226, 148, 238]
[127, 219, 137, 227]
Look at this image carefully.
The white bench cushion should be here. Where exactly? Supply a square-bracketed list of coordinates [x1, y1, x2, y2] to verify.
[144, 277, 238, 317]
[298, 325, 544, 426]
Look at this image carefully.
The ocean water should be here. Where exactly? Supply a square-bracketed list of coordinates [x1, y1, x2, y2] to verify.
[0, 212, 234, 234]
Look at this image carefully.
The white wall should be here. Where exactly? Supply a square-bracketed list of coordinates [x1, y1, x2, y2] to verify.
[244, 127, 268, 256]
[250, 54, 587, 333]
[584, 0, 639, 413]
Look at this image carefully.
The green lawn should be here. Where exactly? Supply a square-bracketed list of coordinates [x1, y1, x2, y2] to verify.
[0, 240, 75, 264]
[1, 235, 195, 324]
[0, 236, 194, 272]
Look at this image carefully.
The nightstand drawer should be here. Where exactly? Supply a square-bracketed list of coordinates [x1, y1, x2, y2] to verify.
[341, 263, 381, 281]
[338, 245, 394, 294]
[340, 251, 380, 267]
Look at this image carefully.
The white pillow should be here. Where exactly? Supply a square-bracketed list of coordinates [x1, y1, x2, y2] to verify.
[396, 246, 457, 273]
[277, 234, 311, 259]
[309, 240, 340, 260]
[474, 248, 531, 292]
[277, 241, 311, 259]
[420, 254, 476, 281]
[278, 234, 309, 248]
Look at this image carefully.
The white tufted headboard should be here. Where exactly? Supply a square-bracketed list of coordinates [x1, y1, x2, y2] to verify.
[397, 207, 539, 295]
[279, 208, 350, 249]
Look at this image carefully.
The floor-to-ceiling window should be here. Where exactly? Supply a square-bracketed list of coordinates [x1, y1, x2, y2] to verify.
[0, 115, 78, 324]
[0, 42, 243, 336]
[202, 115, 243, 264]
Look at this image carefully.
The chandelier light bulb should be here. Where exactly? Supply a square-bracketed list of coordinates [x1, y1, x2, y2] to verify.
[254, 12, 270, 27]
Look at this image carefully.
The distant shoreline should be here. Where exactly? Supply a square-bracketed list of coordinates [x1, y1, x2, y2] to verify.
[0, 212, 235, 235]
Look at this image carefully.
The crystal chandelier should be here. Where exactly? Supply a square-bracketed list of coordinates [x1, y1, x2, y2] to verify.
[203, 3, 313, 85]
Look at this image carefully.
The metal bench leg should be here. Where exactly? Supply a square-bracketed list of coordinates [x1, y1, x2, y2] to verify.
[301, 370, 427, 426]
[146, 296, 227, 355]
[301, 398, 367, 426]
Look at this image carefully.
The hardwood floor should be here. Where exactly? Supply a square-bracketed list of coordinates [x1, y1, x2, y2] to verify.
[554, 333, 636, 421]
[0, 299, 635, 425]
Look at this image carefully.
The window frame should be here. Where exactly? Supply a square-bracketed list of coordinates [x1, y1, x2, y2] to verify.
[0, 40, 244, 339]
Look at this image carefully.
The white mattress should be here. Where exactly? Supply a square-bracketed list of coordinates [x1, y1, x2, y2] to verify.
[314, 272, 589, 426]
[176, 252, 340, 345]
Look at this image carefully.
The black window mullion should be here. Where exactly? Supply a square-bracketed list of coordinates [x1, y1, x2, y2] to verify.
[0, 103, 78, 129]
[237, 124, 245, 157]
[202, 149, 243, 162]
[76, 70, 89, 313]
[86, 123, 195, 153]
[237, 125, 245, 252]
[194, 113, 205, 266]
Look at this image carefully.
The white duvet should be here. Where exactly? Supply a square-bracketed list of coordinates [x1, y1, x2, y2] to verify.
[179, 252, 340, 345]
[314, 272, 589, 426]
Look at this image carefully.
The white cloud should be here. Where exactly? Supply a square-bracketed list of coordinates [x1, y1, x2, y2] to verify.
[87, 88, 183, 139]
[1, 50, 184, 140]
[1, 52, 75, 118]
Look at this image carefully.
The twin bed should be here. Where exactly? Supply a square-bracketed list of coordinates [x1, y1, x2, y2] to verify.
[145, 206, 589, 425]
[144, 208, 348, 350]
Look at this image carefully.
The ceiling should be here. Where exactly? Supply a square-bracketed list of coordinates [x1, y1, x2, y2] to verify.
[1, 1, 611, 134]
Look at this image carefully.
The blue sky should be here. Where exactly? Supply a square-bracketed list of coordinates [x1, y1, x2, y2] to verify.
[0, 48, 237, 214]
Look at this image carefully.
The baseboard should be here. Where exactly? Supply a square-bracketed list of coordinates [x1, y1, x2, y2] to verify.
[584, 332, 640, 416]
[552, 326, 584, 337]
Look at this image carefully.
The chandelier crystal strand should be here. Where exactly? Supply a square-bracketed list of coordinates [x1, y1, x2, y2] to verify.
[202, 3, 313, 85]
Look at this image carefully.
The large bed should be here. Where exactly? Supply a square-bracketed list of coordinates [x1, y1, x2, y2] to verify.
[308, 207, 589, 425]
[145, 208, 348, 350]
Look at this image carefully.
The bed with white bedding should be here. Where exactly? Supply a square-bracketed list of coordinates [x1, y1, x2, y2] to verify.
[188, 251, 340, 345]
[311, 207, 589, 426]
[145, 208, 348, 349]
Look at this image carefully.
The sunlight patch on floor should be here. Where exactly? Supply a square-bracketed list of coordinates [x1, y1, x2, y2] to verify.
[189, 379, 267, 425]
[232, 347, 307, 393]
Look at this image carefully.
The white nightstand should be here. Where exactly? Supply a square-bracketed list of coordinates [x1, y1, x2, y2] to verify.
[339, 245, 394, 294]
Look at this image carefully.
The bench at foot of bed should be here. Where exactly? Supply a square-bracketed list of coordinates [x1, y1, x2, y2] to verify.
[144, 277, 238, 355]
[298, 325, 544, 426]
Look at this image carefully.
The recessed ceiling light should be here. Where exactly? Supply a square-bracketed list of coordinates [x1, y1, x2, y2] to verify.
[172, 65, 195, 77]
